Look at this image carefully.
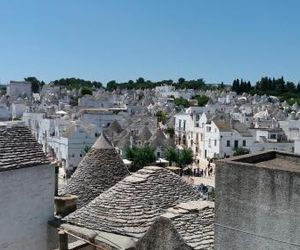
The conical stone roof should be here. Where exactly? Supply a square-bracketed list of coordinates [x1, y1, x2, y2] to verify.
[138, 125, 152, 142]
[65, 166, 200, 238]
[150, 129, 167, 148]
[108, 120, 123, 134]
[60, 133, 130, 208]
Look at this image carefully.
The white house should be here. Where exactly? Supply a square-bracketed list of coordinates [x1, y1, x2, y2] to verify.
[7, 81, 32, 101]
[203, 118, 254, 159]
[279, 119, 300, 141]
[0, 122, 55, 250]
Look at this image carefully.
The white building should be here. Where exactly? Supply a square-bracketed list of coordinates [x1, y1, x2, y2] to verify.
[12, 102, 28, 119]
[279, 119, 300, 141]
[0, 122, 55, 250]
[0, 104, 11, 121]
[203, 118, 254, 159]
[22, 108, 126, 173]
[7, 81, 32, 101]
[294, 139, 300, 154]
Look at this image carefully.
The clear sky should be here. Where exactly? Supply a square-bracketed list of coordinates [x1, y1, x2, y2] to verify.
[0, 0, 299, 85]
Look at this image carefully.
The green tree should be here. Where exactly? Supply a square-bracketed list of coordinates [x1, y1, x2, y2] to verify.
[81, 87, 93, 96]
[178, 148, 193, 167]
[125, 146, 156, 171]
[174, 97, 190, 108]
[165, 126, 175, 137]
[106, 80, 118, 91]
[195, 95, 210, 107]
[178, 77, 186, 84]
[165, 147, 178, 165]
[52, 78, 102, 90]
[25, 76, 41, 93]
[156, 111, 168, 124]
[136, 77, 145, 84]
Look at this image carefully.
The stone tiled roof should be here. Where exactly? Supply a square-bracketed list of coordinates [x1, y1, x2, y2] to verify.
[0, 124, 49, 171]
[108, 120, 123, 134]
[65, 166, 200, 238]
[60, 133, 130, 208]
[163, 201, 214, 250]
[149, 129, 167, 148]
[138, 125, 152, 142]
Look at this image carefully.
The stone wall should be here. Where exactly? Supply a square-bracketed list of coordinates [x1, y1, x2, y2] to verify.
[215, 159, 300, 250]
[0, 164, 55, 250]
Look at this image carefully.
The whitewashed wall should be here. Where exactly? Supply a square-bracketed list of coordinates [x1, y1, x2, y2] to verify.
[0, 164, 55, 250]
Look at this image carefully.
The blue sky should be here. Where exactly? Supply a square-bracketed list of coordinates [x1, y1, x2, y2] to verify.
[0, 0, 299, 84]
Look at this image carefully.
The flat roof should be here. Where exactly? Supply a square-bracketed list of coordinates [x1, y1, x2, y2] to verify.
[217, 151, 300, 173]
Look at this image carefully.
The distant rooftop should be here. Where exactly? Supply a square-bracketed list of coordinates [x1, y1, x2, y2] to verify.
[219, 151, 300, 173]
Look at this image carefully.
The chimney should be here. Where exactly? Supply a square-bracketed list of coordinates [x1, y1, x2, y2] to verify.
[55, 195, 78, 217]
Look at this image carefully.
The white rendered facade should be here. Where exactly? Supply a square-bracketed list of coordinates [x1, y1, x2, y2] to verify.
[0, 164, 54, 250]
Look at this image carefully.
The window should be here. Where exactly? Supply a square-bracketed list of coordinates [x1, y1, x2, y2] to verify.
[207, 126, 211, 132]
[227, 140, 230, 147]
[201, 133, 203, 141]
[214, 140, 217, 146]
[80, 154, 82, 157]
[270, 134, 277, 139]
[234, 140, 239, 148]
[243, 140, 246, 147]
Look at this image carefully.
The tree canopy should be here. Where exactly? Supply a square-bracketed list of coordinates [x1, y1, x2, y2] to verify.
[24, 76, 44, 93]
[125, 146, 156, 171]
[156, 111, 168, 124]
[105, 77, 213, 91]
[195, 95, 210, 107]
[165, 148, 193, 167]
[174, 97, 190, 108]
[52, 78, 102, 90]
[231, 76, 300, 104]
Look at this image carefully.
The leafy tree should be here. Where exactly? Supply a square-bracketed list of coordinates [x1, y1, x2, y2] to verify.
[165, 147, 178, 165]
[0, 85, 7, 96]
[174, 97, 190, 108]
[81, 87, 93, 96]
[165, 126, 175, 137]
[156, 111, 168, 124]
[106, 80, 118, 91]
[136, 77, 145, 84]
[178, 77, 186, 84]
[195, 95, 210, 107]
[52, 78, 102, 90]
[125, 146, 156, 171]
[25, 76, 41, 93]
[178, 148, 193, 167]
[233, 147, 250, 156]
